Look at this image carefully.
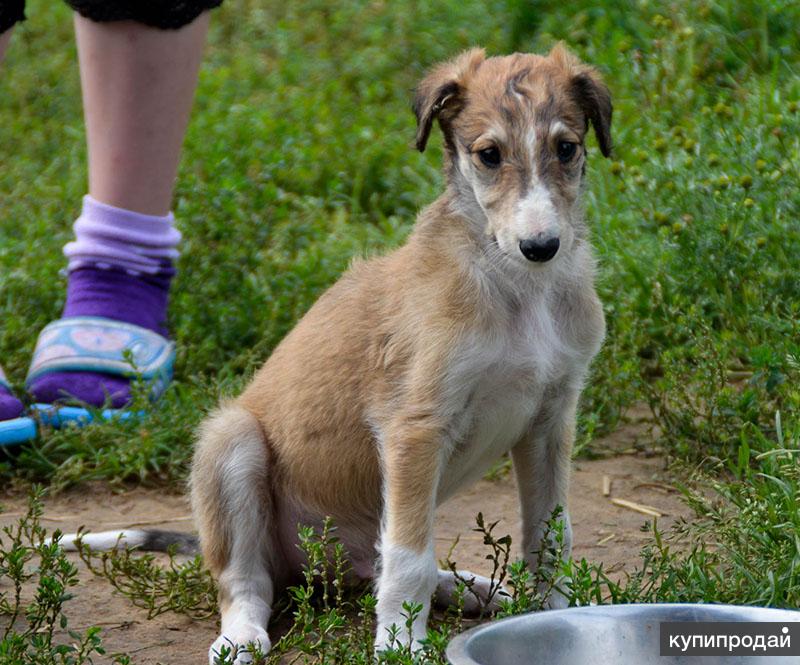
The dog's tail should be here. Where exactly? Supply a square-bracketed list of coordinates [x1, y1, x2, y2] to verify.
[57, 529, 199, 555]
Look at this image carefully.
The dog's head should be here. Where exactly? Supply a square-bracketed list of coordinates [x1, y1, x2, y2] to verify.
[414, 45, 612, 268]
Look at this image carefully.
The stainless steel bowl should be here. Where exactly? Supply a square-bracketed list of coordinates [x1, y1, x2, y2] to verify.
[446, 604, 800, 664]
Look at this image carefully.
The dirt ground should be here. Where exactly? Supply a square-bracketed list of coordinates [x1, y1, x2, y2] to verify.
[0, 421, 688, 664]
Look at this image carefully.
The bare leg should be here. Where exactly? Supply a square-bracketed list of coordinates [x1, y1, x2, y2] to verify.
[0, 28, 12, 64]
[74, 13, 209, 215]
[0, 27, 26, 424]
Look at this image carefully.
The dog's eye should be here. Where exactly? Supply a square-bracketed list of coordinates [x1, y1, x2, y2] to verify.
[478, 146, 501, 168]
[557, 141, 578, 163]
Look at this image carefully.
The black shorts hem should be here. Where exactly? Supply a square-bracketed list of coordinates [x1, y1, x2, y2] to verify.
[0, 0, 26, 33]
[63, 0, 223, 30]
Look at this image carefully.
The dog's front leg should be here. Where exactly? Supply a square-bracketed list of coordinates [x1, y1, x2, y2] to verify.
[511, 387, 579, 610]
[374, 418, 443, 653]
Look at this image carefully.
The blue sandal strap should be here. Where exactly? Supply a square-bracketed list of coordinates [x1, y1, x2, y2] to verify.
[0, 367, 36, 446]
[30, 403, 141, 427]
[0, 417, 37, 447]
[25, 317, 175, 395]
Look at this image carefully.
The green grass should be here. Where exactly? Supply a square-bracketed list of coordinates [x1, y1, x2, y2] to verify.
[1, 0, 798, 480]
[1, 0, 799, 661]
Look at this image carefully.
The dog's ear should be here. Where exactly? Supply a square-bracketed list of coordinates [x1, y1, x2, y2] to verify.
[550, 43, 613, 158]
[413, 48, 485, 152]
[571, 68, 612, 157]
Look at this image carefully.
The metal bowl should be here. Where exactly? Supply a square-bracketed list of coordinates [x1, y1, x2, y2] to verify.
[446, 604, 800, 664]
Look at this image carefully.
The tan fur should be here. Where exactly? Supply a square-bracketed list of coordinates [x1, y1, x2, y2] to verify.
[194, 44, 612, 661]
[238, 218, 457, 524]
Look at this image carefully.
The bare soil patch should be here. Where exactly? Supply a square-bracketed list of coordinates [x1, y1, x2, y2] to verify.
[0, 426, 687, 664]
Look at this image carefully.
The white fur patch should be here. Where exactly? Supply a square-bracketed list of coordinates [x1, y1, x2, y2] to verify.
[513, 185, 559, 243]
[548, 120, 569, 138]
[56, 530, 147, 552]
[210, 604, 271, 665]
[436, 290, 585, 500]
[375, 542, 437, 652]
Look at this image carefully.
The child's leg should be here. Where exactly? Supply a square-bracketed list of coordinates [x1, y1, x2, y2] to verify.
[0, 28, 13, 63]
[28, 12, 211, 407]
[1, 16, 22, 420]
[73, 11, 210, 216]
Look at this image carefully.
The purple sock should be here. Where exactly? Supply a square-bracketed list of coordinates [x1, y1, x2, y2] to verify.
[0, 390, 25, 420]
[29, 196, 179, 409]
[0, 367, 24, 420]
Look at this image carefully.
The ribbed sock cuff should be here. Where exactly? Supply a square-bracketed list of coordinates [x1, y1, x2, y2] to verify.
[63, 195, 181, 276]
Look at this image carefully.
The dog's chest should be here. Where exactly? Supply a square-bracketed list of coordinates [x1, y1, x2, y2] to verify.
[438, 297, 582, 498]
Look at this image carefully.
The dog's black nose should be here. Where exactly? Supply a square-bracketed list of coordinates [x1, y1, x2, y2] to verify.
[519, 237, 560, 262]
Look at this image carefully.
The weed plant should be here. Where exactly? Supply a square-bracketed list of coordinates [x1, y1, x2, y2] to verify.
[0, 490, 129, 664]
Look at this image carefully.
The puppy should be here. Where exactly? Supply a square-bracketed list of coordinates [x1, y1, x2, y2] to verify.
[68, 44, 611, 664]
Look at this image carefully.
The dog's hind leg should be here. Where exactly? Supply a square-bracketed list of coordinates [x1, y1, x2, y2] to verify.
[192, 404, 276, 665]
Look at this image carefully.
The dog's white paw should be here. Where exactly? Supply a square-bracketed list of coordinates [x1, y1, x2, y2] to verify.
[467, 575, 511, 614]
[541, 579, 570, 610]
[374, 624, 425, 655]
[208, 625, 271, 665]
[435, 569, 511, 615]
